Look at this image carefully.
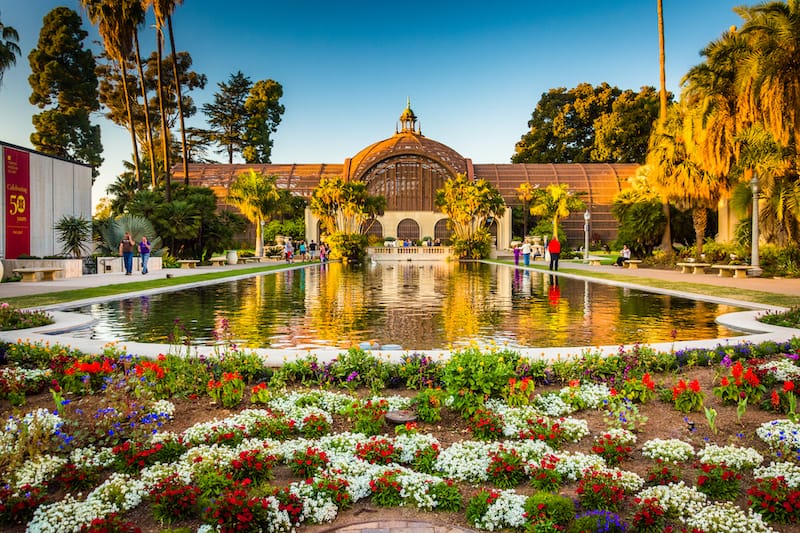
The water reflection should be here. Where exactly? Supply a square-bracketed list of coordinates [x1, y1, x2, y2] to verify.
[67, 262, 743, 350]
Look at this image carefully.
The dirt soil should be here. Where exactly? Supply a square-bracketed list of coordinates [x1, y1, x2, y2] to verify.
[2, 364, 795, 533]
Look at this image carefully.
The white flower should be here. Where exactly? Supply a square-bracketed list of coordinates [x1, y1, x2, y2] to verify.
[553, 451, 605, 481]
[756, 419, 800, 453]
[472, 489, 527, 531]
[13, 454, 66, 489]
[753, 461, 800, 488]
[683, 500, 776, 533]
[641, 438, 695, 463]
[757, 358, 800, 382]
[696, 443, 763, 470]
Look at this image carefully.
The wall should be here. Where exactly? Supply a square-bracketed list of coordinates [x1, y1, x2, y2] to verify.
[1, 142, 92, 259]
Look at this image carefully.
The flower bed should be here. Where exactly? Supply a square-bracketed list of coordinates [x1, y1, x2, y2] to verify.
[2, 341, 800, 532]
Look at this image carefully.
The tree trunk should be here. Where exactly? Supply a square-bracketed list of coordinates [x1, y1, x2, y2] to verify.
[693, 207, 707, 257]
[522, 202, 528, 238]
[118, 52, 141, 188]
[167, 15, 189, 186]
[133, 31, 156, 190]
[155, 28, 171, 202]
[657, 0, 672, 257]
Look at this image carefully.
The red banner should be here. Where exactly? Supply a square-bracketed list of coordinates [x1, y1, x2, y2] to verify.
[4, 147, 30, 258]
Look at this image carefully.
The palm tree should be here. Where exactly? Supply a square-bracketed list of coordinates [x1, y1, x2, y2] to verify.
[515, 182, 534, 238]
[735, 1, 800, 160]
[529, 183, 586, 241]
[81, 0, 142, 186]
[226, 170, 282, 257]
[148, 0, 189, 187]
[0, 11, 20, 86]
[647, 103, 731, 256]
[131, 6, 156, 190]
[656, 0, 672, 256]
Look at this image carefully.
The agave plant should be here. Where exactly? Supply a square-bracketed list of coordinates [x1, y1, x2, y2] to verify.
[97, 214, 163, 256]
[54, 215, 92, 258]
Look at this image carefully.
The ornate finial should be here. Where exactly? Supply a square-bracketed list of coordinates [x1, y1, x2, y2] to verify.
[399, 98, 418, 133]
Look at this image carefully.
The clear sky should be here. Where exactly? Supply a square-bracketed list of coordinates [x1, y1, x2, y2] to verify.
[0, 0, 743, 208]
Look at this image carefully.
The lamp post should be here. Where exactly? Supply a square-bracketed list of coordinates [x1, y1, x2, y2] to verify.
[583, 210, 591, 262]
[750, 174, 762, 277]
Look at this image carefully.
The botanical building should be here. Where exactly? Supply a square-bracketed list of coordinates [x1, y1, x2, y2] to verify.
[176, 103, 639, 249]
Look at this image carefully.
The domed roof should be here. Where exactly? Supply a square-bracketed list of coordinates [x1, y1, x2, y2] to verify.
[347, 130, 469, 181]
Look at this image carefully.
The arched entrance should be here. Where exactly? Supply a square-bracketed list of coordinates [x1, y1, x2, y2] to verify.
[434, 219, 452, 243]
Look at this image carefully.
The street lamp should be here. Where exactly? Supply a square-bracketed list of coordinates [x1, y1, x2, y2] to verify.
[583, 210, 591, 262]
[750, 174, 762, 277]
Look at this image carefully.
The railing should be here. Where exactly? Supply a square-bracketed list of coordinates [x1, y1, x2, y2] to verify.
[367, 246, 452, 261]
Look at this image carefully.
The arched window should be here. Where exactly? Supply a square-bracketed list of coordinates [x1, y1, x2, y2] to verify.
[362, 219, 383, 239]
[363, 155, 453, 211]
[397, 218, 420, 241]
[434, 219, 452, 242]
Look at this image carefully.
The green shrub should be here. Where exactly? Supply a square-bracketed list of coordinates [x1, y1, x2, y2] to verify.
[442, 347, 520, 418]
[524, 492, 575, 526]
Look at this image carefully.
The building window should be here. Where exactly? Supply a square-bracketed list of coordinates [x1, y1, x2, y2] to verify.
[434, 219, 452, 242]
[397, 218, 420, 241]
[362, 219, 383, 239]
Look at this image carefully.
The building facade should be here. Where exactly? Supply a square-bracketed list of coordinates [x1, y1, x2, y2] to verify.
[176, 103, 639, 250]
[1, 141, 93, 259]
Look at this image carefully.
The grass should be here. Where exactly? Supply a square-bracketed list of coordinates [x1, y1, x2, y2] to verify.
[2, 262, 295, 309]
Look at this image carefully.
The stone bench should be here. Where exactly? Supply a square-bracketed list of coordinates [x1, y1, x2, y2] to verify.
[623, 260, 643, 269]
[585, 256, 603, 266]
[239, 256, 263, 264]
[676, 262, 711, 274]
[711, 264, 750, 279]
[13, 267, 63, 282]
[209, 257, 226, 267]
[177, 259, 199, 269]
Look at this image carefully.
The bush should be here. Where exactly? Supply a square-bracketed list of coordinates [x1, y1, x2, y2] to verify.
[0, 304, 53, 331]
[524, 491, 575, 525]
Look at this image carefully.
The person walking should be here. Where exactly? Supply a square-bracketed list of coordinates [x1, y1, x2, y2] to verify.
[299, 240, 307, 261]
[548, 237, 561, 271]
[319, 243, 327, 263]
[139, 236, 151, 274]
[119, 231, 135, 275]
[513, 243, 521, 266]
[521, 240, 532, 266]
[309, 240, 317, 260]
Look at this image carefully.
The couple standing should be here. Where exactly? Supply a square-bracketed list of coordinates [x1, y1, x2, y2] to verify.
[119, 232, 151, 275]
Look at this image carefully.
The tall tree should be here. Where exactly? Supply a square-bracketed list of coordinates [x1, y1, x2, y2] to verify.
[657, 0, 672, 256]
[529, 183, 586, 241]
[147, 0, 190, 185]
[0, 11, 20, 86]
[28, 7, 103, 179]
[202, 71, 252, 163]
[226, 170, 282, 257]
[81, 0, 143, 187]
[513, 83, 658, 164]
[243, 79, 285, 163]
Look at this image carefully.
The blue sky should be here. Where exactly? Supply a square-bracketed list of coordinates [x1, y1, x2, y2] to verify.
[0, 0, 742, 207]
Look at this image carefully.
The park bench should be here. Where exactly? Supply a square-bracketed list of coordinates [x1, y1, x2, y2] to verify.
[623, 260, 643, 269]
[209, 257, 227, 266]
[676, 262, 711, 274]
[239, 256, 262, 264]
[13, 267, 63, 282]
[177, 259, 199, 269]
[711, 264, 750, 279]
[585, 256, 603, 266]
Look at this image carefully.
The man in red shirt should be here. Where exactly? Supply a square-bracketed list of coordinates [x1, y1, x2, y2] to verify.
[548, 238, 561, 271]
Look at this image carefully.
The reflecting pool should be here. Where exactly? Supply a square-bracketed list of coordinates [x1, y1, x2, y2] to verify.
[67, 262, 744, 350]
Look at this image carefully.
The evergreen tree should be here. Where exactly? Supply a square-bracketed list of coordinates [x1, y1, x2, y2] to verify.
[28, 7, 103, 179]
[243, 79, 285, 163]
[202, 71, 252, 163]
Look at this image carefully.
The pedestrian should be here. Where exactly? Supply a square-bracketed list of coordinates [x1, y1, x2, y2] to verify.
[319, 243, 327, 263]
[299, 240, 307, 261]
[119, 231, 135, 275]
[139, 235, 151, 274]
[513, 243, 521, 266]
[284, 239, 294, 263]
[521, 240, 532, 266]
[309, 239, 317, 260]
[615, 244, 631, 267]
[548, 237, 561, 271]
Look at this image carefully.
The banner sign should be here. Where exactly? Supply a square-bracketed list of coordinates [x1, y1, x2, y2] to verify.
[4, 147, 31, 258]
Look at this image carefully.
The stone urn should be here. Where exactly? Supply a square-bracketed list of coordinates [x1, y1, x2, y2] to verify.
[226, 250, 239, 265]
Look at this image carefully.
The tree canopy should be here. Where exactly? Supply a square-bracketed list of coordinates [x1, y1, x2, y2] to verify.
[226, 170, 283, 256]
[0, 10, 20, 86]
[28, 7, 103, 178]
[513, 82, 663, 164]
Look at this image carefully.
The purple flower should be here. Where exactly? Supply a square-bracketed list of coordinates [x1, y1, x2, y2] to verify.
[346, 371, 359, 382]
